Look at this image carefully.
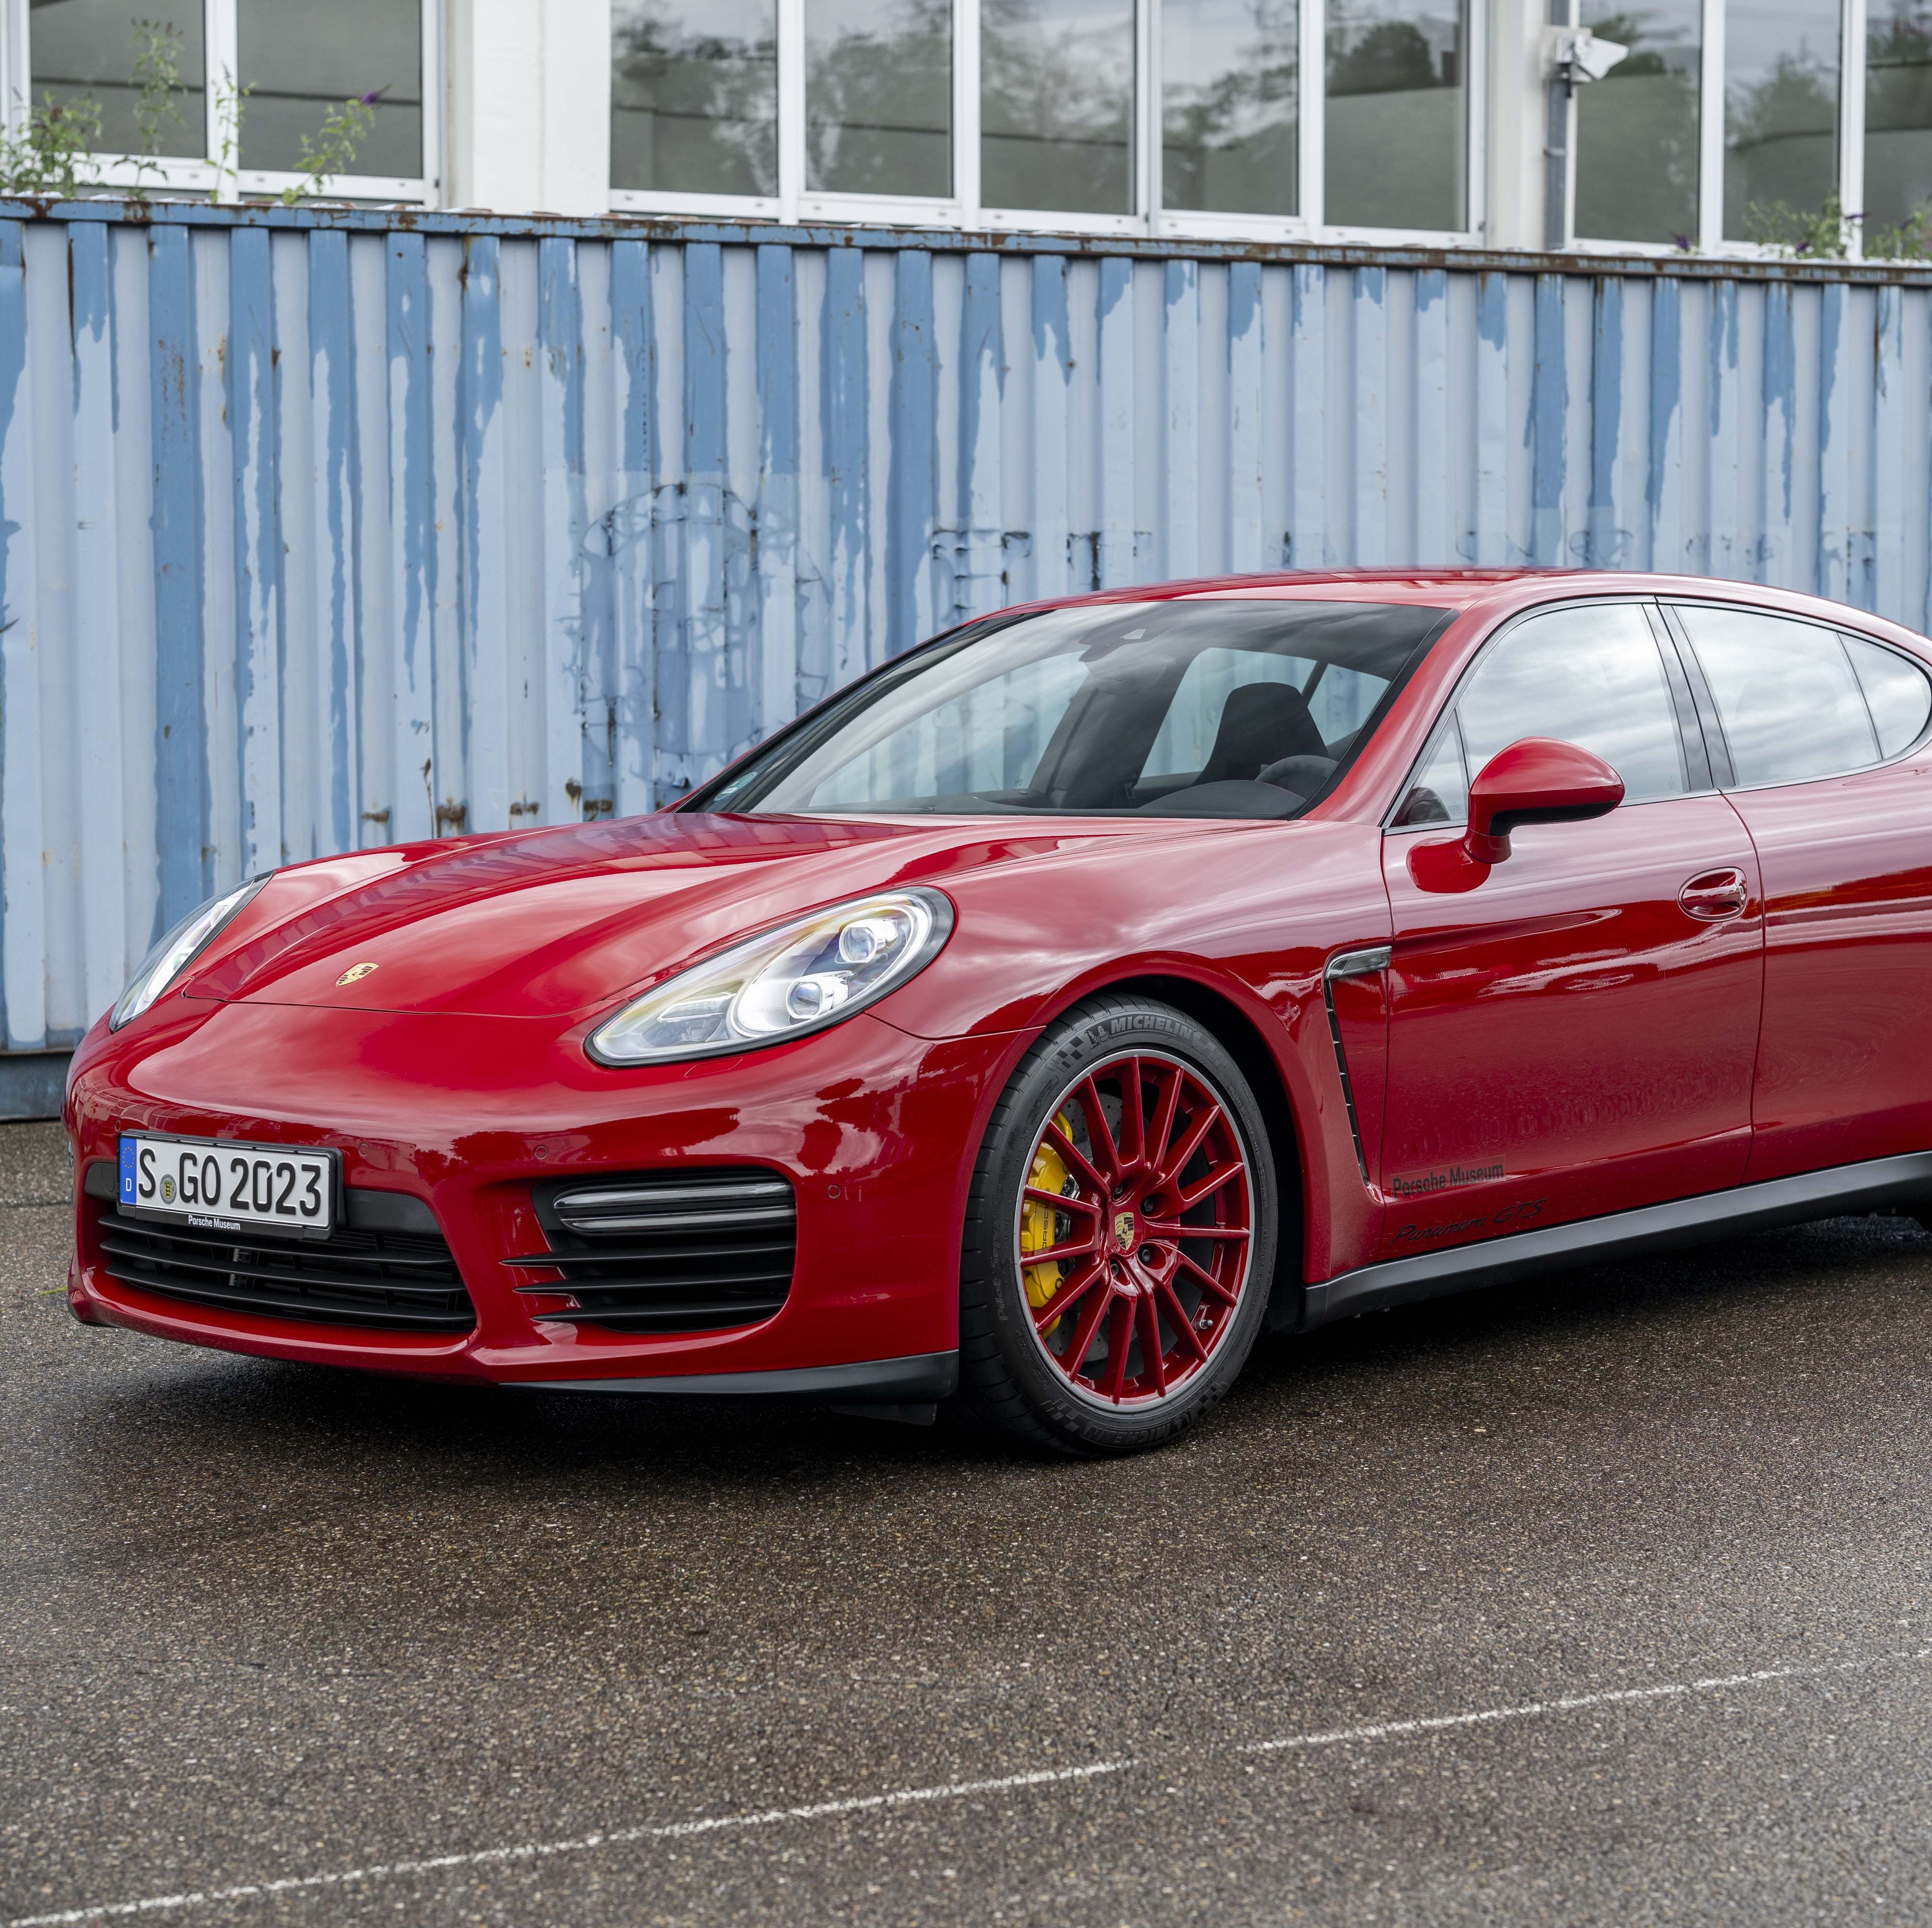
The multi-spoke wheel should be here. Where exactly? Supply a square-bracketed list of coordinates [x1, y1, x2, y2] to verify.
[955, 994, 1277, 1457]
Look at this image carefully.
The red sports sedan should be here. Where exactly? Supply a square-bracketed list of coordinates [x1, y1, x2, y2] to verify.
[64, 570, 1932, 1456]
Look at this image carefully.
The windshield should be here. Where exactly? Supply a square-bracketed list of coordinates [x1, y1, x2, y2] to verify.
[692, 599, 1455, 819]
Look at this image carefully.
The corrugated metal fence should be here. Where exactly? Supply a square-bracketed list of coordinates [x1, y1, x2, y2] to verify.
[6, 198, 1932, 1063]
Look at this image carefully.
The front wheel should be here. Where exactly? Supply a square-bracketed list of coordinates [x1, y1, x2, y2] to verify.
[954, 995, 1277, 1458]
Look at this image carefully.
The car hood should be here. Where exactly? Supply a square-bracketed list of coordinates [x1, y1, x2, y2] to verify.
[180, 811, 1211, 1021]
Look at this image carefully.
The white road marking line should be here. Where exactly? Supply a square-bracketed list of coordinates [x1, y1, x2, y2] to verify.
[11, 1643, 1932, 1928]
[1241, 1644, 1932, 1754]
[0, 1763, 1136, 1928]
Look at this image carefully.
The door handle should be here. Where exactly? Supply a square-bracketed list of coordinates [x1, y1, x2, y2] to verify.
[1678, 868, 1749, 921]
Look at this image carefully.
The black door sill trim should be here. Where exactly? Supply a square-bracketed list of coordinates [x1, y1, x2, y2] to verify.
[1302, 1151, 1932, 1328]
[510, 1349, 959, 1403]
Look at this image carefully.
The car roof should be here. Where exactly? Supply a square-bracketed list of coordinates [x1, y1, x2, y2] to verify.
[991, 569, 1931, 654]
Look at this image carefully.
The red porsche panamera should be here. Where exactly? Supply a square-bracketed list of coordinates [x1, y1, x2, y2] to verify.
[64, 569, 1932, 1455]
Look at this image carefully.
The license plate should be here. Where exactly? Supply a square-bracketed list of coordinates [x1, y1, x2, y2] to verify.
[119, 1135, 337, 1239]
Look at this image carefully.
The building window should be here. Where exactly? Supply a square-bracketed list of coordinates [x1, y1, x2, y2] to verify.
[1723, 0, 1840, 238]
[1865, 0, 1932, 234]
[809, 0, 953, 198]
[13, 0, 435, 201]
[1162, 0, 1300, 218]
[1325, 0, 1467, 230]
[1574, 0, 1701, 245]
[609, 0, 1482, 238]
[611, 0, 778, 198]
[1570, 0, 1932, 255]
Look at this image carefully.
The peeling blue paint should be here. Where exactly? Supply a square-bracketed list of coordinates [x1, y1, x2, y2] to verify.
[4, 207, 1930, 1050]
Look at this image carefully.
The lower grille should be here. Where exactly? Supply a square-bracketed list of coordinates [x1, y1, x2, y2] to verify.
[513, 1168, 797, 1334]
[91, 1193, 475, 1333]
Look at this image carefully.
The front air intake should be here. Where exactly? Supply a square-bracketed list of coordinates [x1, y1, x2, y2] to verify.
[511, 1168, 797, 1334]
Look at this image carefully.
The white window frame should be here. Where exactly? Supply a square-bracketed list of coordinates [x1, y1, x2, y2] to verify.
[1569, 0, 1885, 258]
[609, 0, 1488, 245]
[0, 0, 441, 208]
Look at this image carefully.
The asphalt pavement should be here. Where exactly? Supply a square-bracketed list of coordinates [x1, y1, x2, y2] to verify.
[7, 1116, 1932, 1926]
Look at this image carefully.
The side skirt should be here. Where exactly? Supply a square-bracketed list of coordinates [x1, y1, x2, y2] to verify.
[1301, 1150, 1932, 1329]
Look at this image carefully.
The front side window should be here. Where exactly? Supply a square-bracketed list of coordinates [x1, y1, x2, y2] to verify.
[1677, 606, 1905, 785]
[1394, 602, 1689, 825]
[1325, 0, 1466, 230]
[692, 600, 1451, 819]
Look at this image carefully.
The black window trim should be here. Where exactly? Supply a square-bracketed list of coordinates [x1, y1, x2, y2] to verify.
[1661, 597, 1932, 796]
[1382, 594, 1721, 834]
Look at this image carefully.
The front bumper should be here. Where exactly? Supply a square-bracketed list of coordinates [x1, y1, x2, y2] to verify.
[66, 996, 1023, 1390]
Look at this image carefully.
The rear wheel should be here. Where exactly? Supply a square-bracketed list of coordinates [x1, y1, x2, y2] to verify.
[955, 995, 1276, 1458]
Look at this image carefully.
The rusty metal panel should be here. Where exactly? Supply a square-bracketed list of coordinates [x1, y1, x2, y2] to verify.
[3, 200, 1931, 1052]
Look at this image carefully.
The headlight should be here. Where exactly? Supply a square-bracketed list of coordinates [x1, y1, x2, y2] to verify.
[108, 876, 269, 1031]
[587, 888, 954, 1066]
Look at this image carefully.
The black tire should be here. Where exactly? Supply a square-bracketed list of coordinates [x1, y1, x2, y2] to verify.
[953, 993, 1277, 1459]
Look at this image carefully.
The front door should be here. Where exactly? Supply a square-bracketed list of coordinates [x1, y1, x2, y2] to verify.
[1665, 601, 1932, 1182]
[1375, 599, 1765, 1262]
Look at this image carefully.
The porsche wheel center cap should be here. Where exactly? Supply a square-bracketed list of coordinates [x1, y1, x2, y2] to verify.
[1112, 1209, 1137, 1254]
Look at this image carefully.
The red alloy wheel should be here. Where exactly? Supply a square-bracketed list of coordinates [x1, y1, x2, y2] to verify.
[1014, 1051, 1255, 1407]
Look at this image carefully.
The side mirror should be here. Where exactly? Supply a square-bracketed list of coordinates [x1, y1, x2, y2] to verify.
[1408, 736, 1625, 894]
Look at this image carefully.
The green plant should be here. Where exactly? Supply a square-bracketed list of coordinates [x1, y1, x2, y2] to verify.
[0, 94, 103, 197]
[1865, 202, 1932, 260]
[279, 93, 376, 204]
[1743, 192, 1853, 258]
[127, 17, 187, 201]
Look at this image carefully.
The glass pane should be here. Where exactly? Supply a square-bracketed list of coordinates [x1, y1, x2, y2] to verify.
[1162, 0, 1298, 217]
[1724, 0, 1840, 239]
[982, 0, 1134, 214]
[1865, 0, 1932, 238]
[1458, 603, 1688, 803]
[701, 599, 1450, 817]
[1677, 607, 1880, 785]
[1325, 0, 1465, 230]
[238, 0, 421, 177]
[808, 0, 951, 197]
[1393, 720, 1469, 825]
[1575, 0, 1701, 244]
[613, 0, 778, 197]
[28, 0, 205, 158]
[1842, 634, 1932, 754]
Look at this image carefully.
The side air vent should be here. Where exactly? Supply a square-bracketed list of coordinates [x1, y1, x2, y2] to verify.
[511, 1168, 797, 1335]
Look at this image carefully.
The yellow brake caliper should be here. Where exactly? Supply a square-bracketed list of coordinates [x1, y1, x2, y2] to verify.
[1021, 1111, 1078, 1337]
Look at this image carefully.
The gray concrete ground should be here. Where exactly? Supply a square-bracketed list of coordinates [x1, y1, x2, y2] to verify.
[7, 1114, 1932, 1925]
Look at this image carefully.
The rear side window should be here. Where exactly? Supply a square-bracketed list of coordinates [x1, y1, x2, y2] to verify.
[1395, 601, 1688, 825]
[1673, 606, 1904, 787]
[1842, 634, 1932, 756]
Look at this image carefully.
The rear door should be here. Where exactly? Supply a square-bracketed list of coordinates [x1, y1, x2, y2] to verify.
[1375, 599, 1765, 1261]
[1665, 601, 1932, 1181]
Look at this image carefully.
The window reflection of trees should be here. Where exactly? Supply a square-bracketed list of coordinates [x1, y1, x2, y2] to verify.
[1866, 2, 1932, 233]
[1324, 0, 1464, 229]
[1722, 0, 1838, 238]
[1575, 4, 1699, 245]
[1161, 0, 1299, 217]
[611, 0, 778, 197]
[807, 0, 952, 197]
[981, 0, 1135, 214]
